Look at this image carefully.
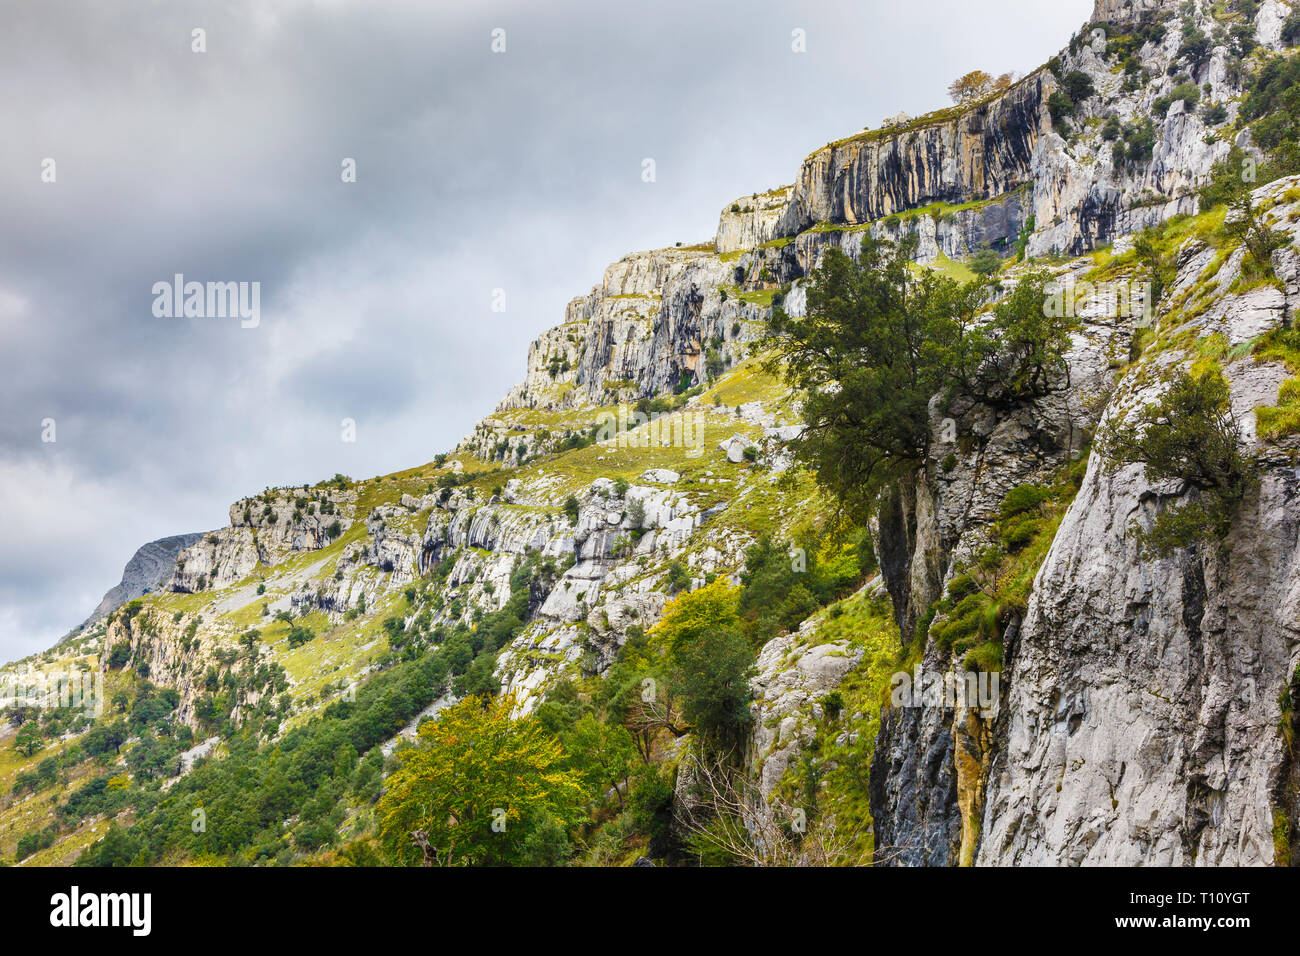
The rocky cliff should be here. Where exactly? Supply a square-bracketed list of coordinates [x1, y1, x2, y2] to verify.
[79, 533, 203, 628]
[9, 0, 1300, 869]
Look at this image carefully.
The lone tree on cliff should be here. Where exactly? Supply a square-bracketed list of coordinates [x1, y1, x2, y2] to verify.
[947, 70, 1016, 104]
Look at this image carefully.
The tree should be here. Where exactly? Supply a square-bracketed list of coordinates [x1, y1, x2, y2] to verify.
[652, 578, 742, 656]
[671, 626, 755, 753]
[651, 581, 755, 753]
[764, 237, 982, 524]
[1061, 70, 1095, 104]
[626, 497, 646, 529]
[563, 714, 638, 810]
[15, 722, 42, 757]
[969, 245, 1002, 276]
[665, 560, 691, 592]
[1100, 364, 1255, 556]
[376, 695, 587, 866]
[1229, 193, 1289, 280]
[975, 270, 1073, 405]
[767, 241, 1074, 526]
[947, 70, 1013, 104]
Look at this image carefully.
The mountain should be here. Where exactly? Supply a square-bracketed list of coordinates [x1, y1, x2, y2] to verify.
[72, 533, 205, 635]
[4, 0, 1300, 867]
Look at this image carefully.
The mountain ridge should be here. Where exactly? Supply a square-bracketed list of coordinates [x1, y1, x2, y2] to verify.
[5, 0, 1300, 867]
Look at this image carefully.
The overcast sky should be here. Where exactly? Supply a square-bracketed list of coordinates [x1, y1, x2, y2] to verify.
[0, 0, 1091, 662]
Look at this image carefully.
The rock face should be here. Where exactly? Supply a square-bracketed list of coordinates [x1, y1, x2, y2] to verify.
[749, 624, 864, 799]
[870, 174, 1300, 867]
[975, 179, 1300, 866]
[83, 533, 203, 625]
[1092, 0, 1181, 24]
[168, 489, 354, 593]
[716, 187, 795, 254]
[492, 246, 759, 417]
[781, 75, 1047, 232]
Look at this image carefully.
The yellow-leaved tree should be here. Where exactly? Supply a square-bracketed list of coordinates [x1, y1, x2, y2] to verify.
[377, 695, 588, 866]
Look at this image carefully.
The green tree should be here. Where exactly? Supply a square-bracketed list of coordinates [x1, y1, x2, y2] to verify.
[14, 722, 42, 757]
[766, 238, 1071, 525]
[765, 237, 980, 523]
[975, 270, 1073, 406]
[1100, 363, 1255, 556]
[376, 695, 587, 866]
[651, 581, 755, 753]
[563, 714, 638, 810]
[969, 245, 1002, 276]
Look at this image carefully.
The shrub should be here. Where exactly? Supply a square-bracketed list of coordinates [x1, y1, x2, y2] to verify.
[969, 245, 1002, 276]
[1047, 90, 1076, 126]
[1061, 70, 1095, 103]
[1202, 101, 1228, 126]
[1101, 364, 1255, 556]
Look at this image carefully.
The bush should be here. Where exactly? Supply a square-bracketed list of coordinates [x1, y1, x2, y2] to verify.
[627, 766, 676, 854]
[1202, 102, 1228, 126]
[1061, 71, 1095, 103]
[998, 483, 1052, 519]
[1283, 9, 1300, 47]
[969, 245, 1002, 276]
[1047, 89, 1076, 126]
[1155, 81, 1200, 116]
[1101, 364, 1255, 556]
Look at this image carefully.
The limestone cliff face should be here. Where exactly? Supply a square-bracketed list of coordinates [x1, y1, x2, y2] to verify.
[870, 173, 1300, 867]
[1092, 0, 1181, 24]
[716, 187, 795, 254]
[168, 489, 355, 593]
[479, 0, 1273, 453]
[489, 247, 761, 419]
[781, 74, 1048, 233]
[977, 180, 1300, 866]
[869, 256, 1126, 865]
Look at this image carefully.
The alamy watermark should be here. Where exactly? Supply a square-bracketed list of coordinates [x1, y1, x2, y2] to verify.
[1043, 276, 1153, 326]
[595, 405, 706, 458]
[1, 669, 103, 718]
[890, 664, 999, 718]
[152, 274, 260, 328]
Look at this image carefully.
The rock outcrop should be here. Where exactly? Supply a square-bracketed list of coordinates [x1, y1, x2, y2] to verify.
[81, 532, 203, 626]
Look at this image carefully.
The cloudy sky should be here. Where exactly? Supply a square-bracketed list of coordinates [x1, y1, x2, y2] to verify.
[0, 0, 1091, 661]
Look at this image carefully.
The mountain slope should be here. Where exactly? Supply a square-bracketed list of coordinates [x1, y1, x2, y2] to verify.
[4, 0, 1300, 867]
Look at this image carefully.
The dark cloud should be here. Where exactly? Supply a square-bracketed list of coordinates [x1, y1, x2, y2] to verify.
[0, 0, 1091, 659]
